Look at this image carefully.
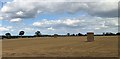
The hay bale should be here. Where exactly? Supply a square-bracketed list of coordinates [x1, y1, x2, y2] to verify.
[87, 32, 94, 42]
[54, 34, 58, 38]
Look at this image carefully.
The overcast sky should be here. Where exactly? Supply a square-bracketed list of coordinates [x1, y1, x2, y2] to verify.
[0, 0, 119, 35]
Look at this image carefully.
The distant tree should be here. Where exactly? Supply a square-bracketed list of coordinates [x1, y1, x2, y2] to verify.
[76, 34, 78, 36]
[5, 33, 11, 39]
[85, 34, 87, 36]
[103, 32, 105, 36]
[54, 34, 58, 38]
[116, 32, 120, 35]
[67, 33, 70, 36]
[35, 31, 41, 37]
[78, 33, 83, 36]
[19, 31, 25, 37]
[105, 32, 115, 36]
[71, 34, 75, 36]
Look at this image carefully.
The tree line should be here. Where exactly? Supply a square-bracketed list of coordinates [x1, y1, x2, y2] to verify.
[1, 31, 120, 39]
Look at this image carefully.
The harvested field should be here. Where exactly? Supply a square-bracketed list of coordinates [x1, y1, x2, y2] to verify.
[2, 36, 118, 57]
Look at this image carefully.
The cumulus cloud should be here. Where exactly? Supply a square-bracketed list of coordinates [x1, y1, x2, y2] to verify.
[0, 0, 119, 21]
[0, 26, 12, 32]
[10, 18, 22, 22]
[0, 16, 3, 20]
[104, 18, 118, 27]
[0, 27, 9, 31]
[33, 17, 118, 33]
[33, 18, 83, 28]
[16, 11, 23, 16]
[48, 27, 55, 30]
[0, 0, 118, 34]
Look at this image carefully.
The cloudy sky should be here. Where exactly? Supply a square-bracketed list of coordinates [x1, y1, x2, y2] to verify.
[0, 0, 119, 35]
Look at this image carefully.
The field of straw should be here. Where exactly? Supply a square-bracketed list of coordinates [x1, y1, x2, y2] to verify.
[2, 36, 118, 57]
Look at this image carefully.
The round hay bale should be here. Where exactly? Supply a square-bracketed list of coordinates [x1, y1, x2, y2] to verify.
[87, 32, 94, 42]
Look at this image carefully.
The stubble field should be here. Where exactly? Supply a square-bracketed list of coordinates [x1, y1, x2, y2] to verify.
[2, 36, 118, 57]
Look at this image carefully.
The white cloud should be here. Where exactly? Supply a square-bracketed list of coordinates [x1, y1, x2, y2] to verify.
[16, 11, 23, 15]
[0, 17, 3, 20]
[32, 18, 83, 27]
[0, 17, 118, 35]
[33, 22, 43, 27]
[1, 6, 11, 13]
[10, 18, 22, 22]
[12, 0, 119, 2]
[0, 0, 118, 20]
[0, 26, 12, 32]
[32, 17, 118, 34]
[63, 19, 80, 26]
[0, 27, 9, 31]
[6, 26, 13, 29]
[104, 18, 118, 27]
[95, 27, 100, 29]
[48, 27, 55, 30]
[0, 0, 118, 34]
